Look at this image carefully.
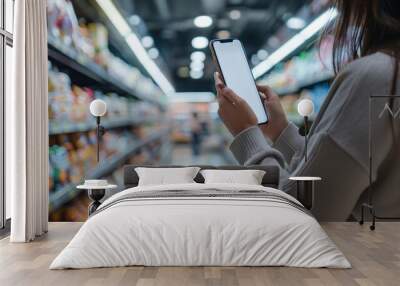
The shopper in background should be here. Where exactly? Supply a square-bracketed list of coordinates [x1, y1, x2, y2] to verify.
[215, 0, 400, 221]
[190, 112, 202, 157]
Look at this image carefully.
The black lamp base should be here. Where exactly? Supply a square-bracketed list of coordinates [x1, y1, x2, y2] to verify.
[96, 116, 106, 163]
[296, 181, 314, 210]
[88, 189, 106, 216]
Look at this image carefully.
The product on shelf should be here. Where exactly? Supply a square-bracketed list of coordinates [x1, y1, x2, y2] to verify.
[49, 131, 133, 190]
[61, 135, 82, 183]
[48, 63, 163, 132]
[47, 0, 172, 221]
[47, 0, 163, 99]
[48, 129, 168, 221]
[280, 82, 330, 124]
[256, 38, 334, 125]
[48, 63, 74, 123]
[76, 134, 97, 173]
[87, 23, 109, 68]
[48, 58, 169, 207]
[49, 144, 71, 192]
[47, 0, 95, 59]
[258, 46, 333, 94]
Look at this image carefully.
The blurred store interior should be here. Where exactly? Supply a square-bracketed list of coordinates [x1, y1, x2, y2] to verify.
[47, 0, 335, 221]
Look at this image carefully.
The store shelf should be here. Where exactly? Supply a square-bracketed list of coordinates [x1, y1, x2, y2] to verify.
[49, 128, 170, 211]
[274, 72, 333, 96]
[48, 37, 163, 107]
[49, 116, 160, 135]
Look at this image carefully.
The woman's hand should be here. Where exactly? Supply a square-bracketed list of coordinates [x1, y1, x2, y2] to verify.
[257, 85, 288, 142]
[214, 72, 257, 136]
[214, 72, 288, 140]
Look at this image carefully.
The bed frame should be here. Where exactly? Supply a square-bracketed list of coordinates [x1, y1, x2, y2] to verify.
[123, 165, 280, 189]
[87, 165, 281, 215]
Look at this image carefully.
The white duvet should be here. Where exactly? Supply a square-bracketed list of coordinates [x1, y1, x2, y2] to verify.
[50, 183, 350, 269]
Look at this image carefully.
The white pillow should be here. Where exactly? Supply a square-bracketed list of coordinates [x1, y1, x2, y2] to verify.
[135, 167, 201, 186]
[200, 169, 266, 185]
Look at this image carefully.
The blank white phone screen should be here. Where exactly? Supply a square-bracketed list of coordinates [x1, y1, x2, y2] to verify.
[213, 40, 268, 124]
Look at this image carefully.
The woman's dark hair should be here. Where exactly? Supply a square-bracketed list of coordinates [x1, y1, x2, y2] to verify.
[328, 0, 400, 77]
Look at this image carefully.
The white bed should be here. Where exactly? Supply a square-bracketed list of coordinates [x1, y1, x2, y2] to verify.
[50, 182, 350, 269]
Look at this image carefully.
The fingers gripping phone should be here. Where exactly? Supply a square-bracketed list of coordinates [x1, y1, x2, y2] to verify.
[210, 39, 269, 124]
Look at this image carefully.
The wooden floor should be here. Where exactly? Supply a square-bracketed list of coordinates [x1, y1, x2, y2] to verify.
[1, 222, 399, 286]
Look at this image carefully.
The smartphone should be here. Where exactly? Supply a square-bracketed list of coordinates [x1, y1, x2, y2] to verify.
[210, 38, 268, 124]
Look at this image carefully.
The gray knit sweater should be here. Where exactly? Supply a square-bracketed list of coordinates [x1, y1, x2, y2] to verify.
[230, 52, 400, 221]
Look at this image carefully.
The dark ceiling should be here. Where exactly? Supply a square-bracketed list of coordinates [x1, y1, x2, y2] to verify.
[116, 0, 309, 92]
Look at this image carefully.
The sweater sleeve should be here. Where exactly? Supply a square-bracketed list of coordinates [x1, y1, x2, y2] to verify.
[272, 122, 305, 169]
[230, 121, 305, 172]
[229, 120, 370, 221]
[228, 54, 396, 220]
[229, 126, 289, 184]
[230, 126, 285, 166]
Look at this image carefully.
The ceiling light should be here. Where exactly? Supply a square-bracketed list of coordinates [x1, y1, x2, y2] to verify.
[286, 17, 306, 30]
[190, 61, 204, 71]
[141, 36, 154, 48]
[216, 30, 231, 39]
[194, 15, 213, 28]
[252, 8, 338, 79]
[229, 10, 241, 20]
[190, 51, 206, 62]
[148, 47, 159, 59]
[95, 0, 175, 94]
[257, 49, 269, 60]
[129, 15, 141, 26]
[190, 69, 204, 79]
[125, 34, 174, 93]
[191, 36, 209, 49]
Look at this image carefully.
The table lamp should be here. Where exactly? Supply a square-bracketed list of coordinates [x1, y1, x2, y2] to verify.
[89, 99, 107, 162]
[297, 99, 314, 162]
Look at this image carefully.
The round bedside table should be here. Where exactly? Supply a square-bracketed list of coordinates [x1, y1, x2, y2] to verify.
[289, 176, 321, 210]
[77, 180, 117, 216]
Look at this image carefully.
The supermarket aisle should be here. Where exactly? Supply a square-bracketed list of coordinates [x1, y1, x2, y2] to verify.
[43, 0, 335, 222]
[171, 144, 236, 166]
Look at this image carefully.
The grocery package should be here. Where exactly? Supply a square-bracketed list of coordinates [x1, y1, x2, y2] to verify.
[47, 0, 171, 222]
[49, 130, 142, 193]
[48, 64, 163, 131]
[280, 82, 330, 123]
[49, 144, 71, 192]
[47, 0, 163, 98]
[258, 47, 333, 92]
[47, 0, 95, 58]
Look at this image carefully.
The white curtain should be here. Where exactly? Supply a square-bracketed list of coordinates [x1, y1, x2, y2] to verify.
[8, 0, 49, 242]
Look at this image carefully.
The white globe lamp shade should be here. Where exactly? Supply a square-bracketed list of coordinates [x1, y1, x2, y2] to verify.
[297, 99, 314, 117]
[90, 99, 107, 117]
